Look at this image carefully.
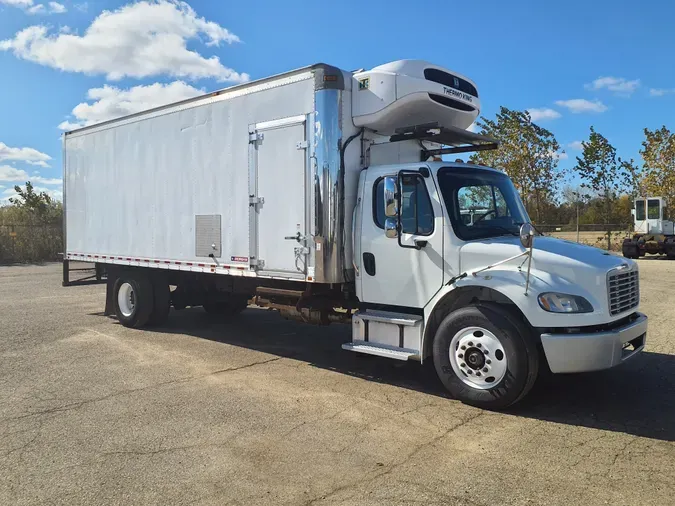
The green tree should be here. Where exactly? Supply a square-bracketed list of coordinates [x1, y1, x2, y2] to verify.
[0, 182, 63, 263]
[470, 106, 564, 223]
[573, 127, 625, 249]
[7, 181, 62, 223]
[640, 126, 675, 203]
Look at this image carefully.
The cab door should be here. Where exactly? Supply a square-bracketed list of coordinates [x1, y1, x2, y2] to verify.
[357, 165, 445, 308]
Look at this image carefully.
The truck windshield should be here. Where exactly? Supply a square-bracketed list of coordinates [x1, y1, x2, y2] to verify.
[437, 167, 530, 241]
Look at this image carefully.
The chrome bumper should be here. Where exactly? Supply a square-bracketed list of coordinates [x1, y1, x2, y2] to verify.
[540, 313, 647, 374]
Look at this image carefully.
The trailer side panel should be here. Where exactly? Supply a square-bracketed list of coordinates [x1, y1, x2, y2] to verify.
[65, 75, 315, 273]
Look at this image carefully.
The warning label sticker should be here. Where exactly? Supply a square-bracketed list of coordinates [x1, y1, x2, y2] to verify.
[231, 256, 248, 263]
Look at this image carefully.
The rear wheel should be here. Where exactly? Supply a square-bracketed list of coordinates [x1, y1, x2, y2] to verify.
[432, 304, 539, 410]
[113, 275, 154, 328]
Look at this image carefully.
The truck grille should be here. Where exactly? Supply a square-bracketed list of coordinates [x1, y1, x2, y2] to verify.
[608, 267, 639, 316]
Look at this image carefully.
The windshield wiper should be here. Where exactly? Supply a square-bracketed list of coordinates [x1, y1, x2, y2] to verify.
[480, 225, 519, 237]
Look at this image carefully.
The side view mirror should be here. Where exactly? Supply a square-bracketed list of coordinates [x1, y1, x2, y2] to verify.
[384, 217, 398, 239]
[383, 176, 398, 218]
[519, 223, 535, 249]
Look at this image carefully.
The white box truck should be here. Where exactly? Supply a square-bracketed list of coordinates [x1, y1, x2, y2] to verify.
[63, 60, 647, 409]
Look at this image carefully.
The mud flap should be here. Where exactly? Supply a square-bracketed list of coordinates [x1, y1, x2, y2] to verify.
[104, 273, 116, 316]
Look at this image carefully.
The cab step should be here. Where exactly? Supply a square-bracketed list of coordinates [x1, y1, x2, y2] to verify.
[348, 310, 424, 359]
[342, 341, 420, 361]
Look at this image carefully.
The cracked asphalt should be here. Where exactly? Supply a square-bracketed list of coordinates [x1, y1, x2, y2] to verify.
[1, 261, 674, 505]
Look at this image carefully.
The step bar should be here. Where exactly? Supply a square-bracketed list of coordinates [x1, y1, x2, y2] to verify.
[342, 341, 420, 361]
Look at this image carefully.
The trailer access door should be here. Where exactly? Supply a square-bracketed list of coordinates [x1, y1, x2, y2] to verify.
[250, 115, 308, 277]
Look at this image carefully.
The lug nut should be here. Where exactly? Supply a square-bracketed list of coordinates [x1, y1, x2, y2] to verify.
[486, 359, 491, 364]
[467, 370, 473, 375]
[476, 343, 482, 348]
[460, 363, 466, 368]
[483, 368, 488, 373]
[476, 372, 481, 377]
[468, 341, 474, 346]
[461, 345, 466, 350]
[483, 350, 489, 355]
[458, 353, 463, 359]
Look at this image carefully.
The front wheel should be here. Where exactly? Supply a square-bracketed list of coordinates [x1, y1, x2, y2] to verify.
[432, 304, 539, 410]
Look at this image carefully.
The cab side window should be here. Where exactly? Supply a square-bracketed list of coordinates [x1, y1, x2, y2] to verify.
[373, 175, 434, 235]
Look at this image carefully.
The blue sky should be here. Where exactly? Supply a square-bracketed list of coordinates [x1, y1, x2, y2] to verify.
[1, 0, 674, 202]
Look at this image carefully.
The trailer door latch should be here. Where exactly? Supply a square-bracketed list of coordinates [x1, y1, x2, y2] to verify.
[284, 232, 306, 243]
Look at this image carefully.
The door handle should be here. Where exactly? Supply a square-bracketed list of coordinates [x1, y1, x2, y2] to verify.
[285, 232, 306, 243]
[414, 239, 428, 249]
[363, 252, 376, 276]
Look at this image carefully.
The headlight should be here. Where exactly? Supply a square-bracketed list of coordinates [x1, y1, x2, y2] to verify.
[537, 292, 593, 313]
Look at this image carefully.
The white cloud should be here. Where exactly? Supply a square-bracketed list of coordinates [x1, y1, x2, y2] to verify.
[554, 99, 608, 114]
[650, 88, 675, 97]
[527, 108, 561, 122]
[59, 81, 204, 130]
[0, 0, 34, 7]
[0, 142, 52, 167]
[0, 0, 248, 82]
[568, 141, 584, 150]
[48, 1, 65, 13]
[74, 2, 87, 12]
[3, 0, 64, 14]
[0, 165, 61, 185]
[585, 76, 640, 96]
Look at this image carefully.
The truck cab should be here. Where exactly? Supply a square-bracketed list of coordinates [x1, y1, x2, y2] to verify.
[623, 197, 675, 258]
[349, 159, 647, 408]
[632, 197, 672, 235]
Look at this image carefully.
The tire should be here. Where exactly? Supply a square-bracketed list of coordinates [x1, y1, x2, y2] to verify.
[432, 304, 539, 410]
[113, 275, 154, 328]
[148, 278, 171, 326]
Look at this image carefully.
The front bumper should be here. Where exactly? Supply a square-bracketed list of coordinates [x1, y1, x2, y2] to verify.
[540, 312, 647, 373]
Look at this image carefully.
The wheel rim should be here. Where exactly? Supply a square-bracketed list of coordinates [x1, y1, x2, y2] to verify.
[449, 326, 507, 390]
[117, 282, 136, 318]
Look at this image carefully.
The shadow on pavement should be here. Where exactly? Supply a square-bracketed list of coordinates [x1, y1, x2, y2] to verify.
[147, 306, 675, 442]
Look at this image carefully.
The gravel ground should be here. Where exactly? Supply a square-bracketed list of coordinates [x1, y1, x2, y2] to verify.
[1, 261, 674, 505]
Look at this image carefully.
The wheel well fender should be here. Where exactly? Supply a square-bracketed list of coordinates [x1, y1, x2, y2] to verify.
[422, 286, 533, 362]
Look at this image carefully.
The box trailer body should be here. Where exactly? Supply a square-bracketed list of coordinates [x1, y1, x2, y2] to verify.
[63, 60, 647, 410]
[65, 64, 360, 284]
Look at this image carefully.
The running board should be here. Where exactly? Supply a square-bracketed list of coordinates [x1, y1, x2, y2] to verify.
[342, 341, 420, 361]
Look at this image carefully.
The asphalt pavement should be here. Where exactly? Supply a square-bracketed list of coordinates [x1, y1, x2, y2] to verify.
[1, 262, 674, 505]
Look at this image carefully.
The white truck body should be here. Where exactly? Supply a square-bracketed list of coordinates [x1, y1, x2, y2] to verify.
[63, 60, 647, 410]
[65, 65, 349, 282]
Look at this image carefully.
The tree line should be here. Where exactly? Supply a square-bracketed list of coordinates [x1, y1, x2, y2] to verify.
[469, 107, 675, 247]
[0, 182, 63, 263]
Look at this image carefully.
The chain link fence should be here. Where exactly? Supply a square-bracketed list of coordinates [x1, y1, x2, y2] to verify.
[0, 224, 63, 264]
[537, 224, 631, 251]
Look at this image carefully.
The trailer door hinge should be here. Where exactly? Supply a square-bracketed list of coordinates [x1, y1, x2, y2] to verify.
[250, 258, 265, 268]
[249, 195, 264, 207]
[296, 140, 308, 150]
[249, 132, 264, 144]
[294, 246, 310, 256]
